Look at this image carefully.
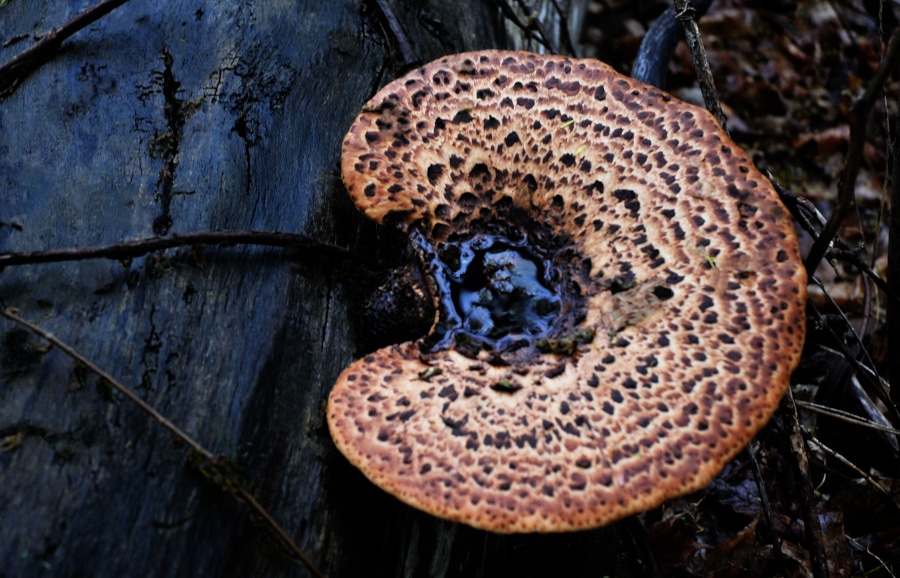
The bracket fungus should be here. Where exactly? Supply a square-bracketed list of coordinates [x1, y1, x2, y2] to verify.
[328, 51, 807, 533]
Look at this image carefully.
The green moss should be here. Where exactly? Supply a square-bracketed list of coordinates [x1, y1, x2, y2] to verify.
[491, 380, 521, 393]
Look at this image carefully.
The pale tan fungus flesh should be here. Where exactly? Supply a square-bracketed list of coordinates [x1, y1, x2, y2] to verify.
[328, 50, 807, 533]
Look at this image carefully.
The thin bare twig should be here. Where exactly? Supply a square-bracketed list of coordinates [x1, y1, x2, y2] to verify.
[0, 308, 214, 459]
[795, 399, 900, 436]
[0, 0, 133, 97]
[514, 0, 560, 54]
[0, 230, 355, 268]
[239, 489, 323, 575]
[770, 176, 898, 305]
[745, 445, 785, 568]
[805, 435, 891, 495]
[371, 0, 418, 67]
[621, 517, 665, 578]
[493, 0, 558, 53]
[548, 0, 578, 56]
[846, 536, 898, 578]
[783, 391, 832, 578]
[826, 247, 900, 304]
[769, 175, 827, 239]
[673, 0, 727, 132]
[0, 307, 324, 578]
[632, 0, 713, 88]
[890, 120, 900, 412]
[805, 30, 900, 274]
[806, 293, 899, 424]
[809, 275, 884, 385]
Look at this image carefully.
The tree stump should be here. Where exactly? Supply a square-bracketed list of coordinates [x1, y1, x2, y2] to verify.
[0, 1, 619, 576]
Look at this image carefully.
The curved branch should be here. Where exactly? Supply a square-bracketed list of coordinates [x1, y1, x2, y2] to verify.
[632, 0, 714, 88]
[0, 230, 355, 268]
[0, 0, 133, 97]
[370, 0, 418, 67]
[0, 307, 325, 578]
[804, 29, 900, 274]
[672, 0, 727, 131]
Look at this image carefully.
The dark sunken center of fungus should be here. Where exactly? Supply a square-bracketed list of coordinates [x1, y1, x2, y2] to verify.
[443, 234, 560, 339]
[417, 231, 579, 357]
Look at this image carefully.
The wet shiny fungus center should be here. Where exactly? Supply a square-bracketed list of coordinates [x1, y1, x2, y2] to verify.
[429, 234, 566, 352]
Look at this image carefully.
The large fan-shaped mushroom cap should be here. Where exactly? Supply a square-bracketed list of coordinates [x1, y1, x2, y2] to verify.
[328, 50, 807, 533]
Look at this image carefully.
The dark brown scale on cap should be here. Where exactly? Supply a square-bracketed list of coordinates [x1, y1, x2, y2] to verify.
[328, 51, 807, 533]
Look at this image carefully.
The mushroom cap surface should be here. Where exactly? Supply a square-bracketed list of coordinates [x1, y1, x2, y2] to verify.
[329, 50, 807, 533]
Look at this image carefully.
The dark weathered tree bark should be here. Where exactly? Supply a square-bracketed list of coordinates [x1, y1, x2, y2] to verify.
[0, 1, 619, 576]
